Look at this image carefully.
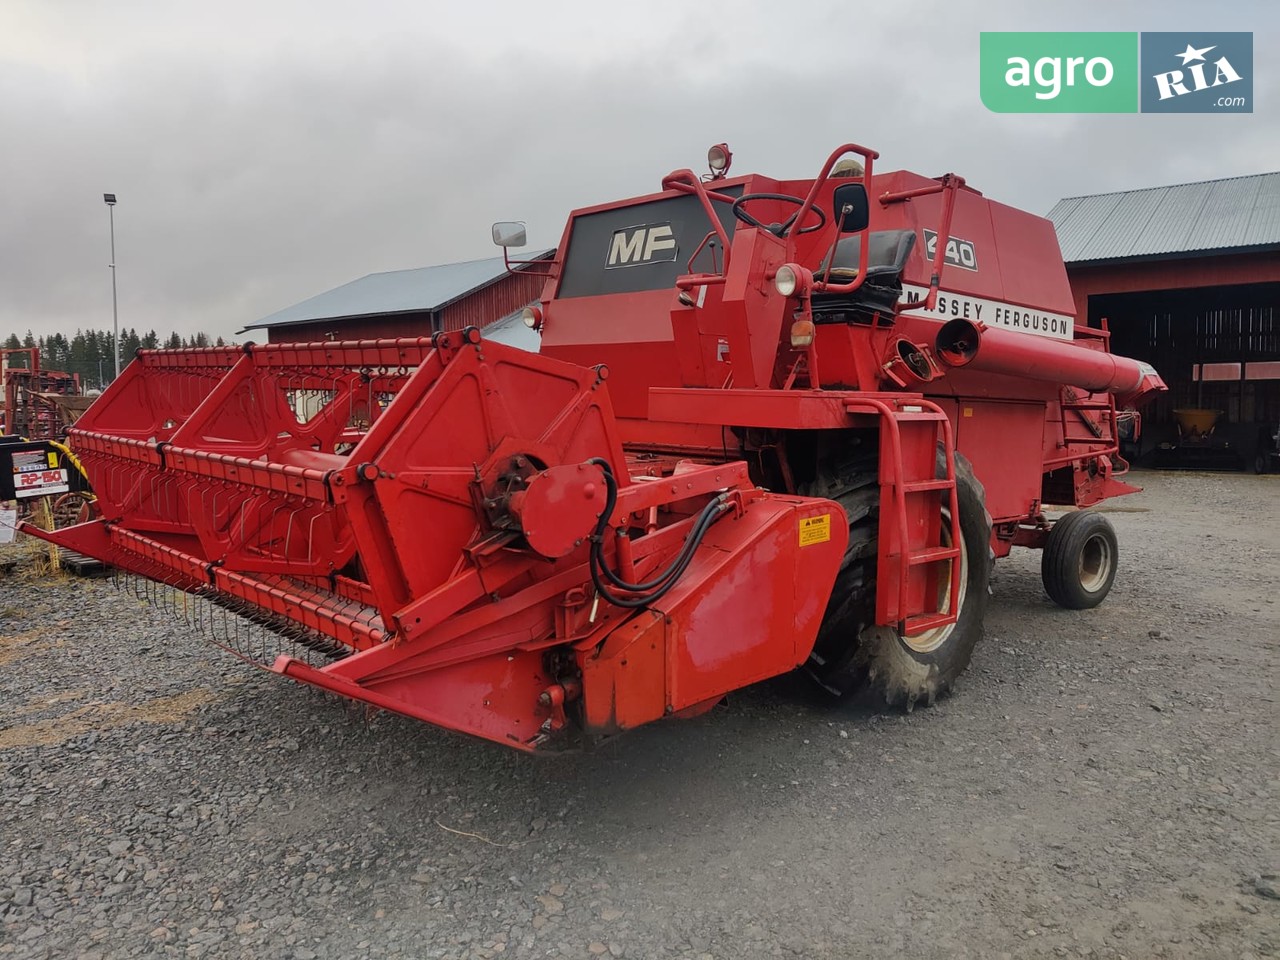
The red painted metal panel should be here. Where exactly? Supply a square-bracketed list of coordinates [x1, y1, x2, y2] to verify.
[543, 308, 686, 421]
[955, 400, 1046, 523]
[577, 493, 845, 735]
[661, 496, 846, 710]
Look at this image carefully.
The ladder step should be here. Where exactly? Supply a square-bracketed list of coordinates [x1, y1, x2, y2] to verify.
[888, 412, 949, 422]
[845, 403, 948, 422]
[902, 611, 956, 635]
[901, 479, 954, 493]
[906, 546, 960, 566]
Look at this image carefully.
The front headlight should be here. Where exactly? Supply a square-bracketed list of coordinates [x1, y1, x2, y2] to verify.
[774, 265, 799, 297]
[707, 143, 732, 174]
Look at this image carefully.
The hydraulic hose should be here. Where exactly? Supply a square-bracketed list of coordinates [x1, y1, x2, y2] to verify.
[47, 439, 92, 487]
[588, 459, 721, 593]
[585, 457, 732, 609]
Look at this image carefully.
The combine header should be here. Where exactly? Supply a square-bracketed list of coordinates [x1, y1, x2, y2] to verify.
[27, 142, 1165, 750]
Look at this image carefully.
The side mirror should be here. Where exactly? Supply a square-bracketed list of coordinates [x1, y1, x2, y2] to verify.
[831, 183, 870, 234]
[491, 221, 527, 248]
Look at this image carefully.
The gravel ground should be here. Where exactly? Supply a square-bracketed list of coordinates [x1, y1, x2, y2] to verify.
[1, 469, 1277, 960]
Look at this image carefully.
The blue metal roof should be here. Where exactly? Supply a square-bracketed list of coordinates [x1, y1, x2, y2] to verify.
[245, 252, 552, 330]
[1047, 172, 1280, 264]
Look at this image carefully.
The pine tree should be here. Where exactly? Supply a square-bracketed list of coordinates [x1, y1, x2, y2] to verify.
[6, 328, 231, 380]
[70, 329, 89, 368]
[121, 327, 141, 360]
[3, 333, 27, 368]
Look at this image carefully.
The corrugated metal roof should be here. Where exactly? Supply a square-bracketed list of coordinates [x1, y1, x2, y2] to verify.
[1047, 172, 1280, 264]
[245, 251, 552, 330]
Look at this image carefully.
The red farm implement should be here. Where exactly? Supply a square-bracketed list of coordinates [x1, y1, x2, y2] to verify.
[2, 347, 86, 441]
[2, 348, 96, 528]
[26, 141, 1166, 750]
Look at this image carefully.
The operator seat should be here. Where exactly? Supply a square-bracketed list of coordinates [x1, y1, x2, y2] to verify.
[812, 229, 916, 322]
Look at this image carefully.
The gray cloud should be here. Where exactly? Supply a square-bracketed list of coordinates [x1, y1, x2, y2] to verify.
[1, 0, 1275, 341]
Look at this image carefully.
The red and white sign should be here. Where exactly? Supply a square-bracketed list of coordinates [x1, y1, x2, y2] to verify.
[14, 468, 69, 499]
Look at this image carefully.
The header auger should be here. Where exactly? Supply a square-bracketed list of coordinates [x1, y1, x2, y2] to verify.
[26, 140, 1165, 750]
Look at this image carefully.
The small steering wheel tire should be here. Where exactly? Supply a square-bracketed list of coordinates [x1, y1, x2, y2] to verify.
[1041, 510, 1118, 610]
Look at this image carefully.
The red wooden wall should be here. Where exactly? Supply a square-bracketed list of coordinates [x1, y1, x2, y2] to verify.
[265, 269, 546, 344]
[1066, 251, 1280, 323]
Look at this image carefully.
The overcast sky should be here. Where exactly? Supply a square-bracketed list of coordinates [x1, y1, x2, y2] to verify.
[2, 0, 1274, 342]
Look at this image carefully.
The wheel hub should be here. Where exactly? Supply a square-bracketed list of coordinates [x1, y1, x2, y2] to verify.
[1078, 532, 1113, 593]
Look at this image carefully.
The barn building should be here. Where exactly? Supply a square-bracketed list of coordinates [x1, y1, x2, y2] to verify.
[1049, 172, 1280, 469]
[242, 252, 551, 346]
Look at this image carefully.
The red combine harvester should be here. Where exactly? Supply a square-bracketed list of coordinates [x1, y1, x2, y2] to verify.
[26, 143, 1165, 750]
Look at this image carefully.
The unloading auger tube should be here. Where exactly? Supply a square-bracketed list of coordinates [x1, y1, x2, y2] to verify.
[935, 317, 1164, 402]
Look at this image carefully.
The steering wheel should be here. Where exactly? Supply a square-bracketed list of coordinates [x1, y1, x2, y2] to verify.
[731, 193, 827, 236]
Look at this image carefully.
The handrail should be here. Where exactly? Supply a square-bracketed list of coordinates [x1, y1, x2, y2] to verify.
[790, 142, 881, 239]
[660, 169, 736, 272]
[809, 172, 965, 306]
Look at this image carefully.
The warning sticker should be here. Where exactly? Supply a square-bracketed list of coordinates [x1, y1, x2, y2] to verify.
[11, 450, 47, 473]
[799, 514, 832, 547]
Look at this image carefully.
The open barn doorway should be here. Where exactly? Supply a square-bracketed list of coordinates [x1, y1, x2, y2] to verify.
[1088, 282, 1280, 469]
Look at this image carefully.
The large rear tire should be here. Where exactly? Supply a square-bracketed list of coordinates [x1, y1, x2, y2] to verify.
[802, 450, 879, 697]
[805, 447, 992, 708]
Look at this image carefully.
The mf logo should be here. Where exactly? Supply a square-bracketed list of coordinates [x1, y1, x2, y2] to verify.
[923, 229, 978, 271]
[606, 223, 677, 268]
[1141, 33, 1252, 113]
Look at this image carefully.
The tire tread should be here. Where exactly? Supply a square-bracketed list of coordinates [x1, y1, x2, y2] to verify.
[1041, 510, 1118, 610]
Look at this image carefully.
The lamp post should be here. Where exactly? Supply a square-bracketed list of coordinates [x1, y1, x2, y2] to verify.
[103, 193, 119, 379]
